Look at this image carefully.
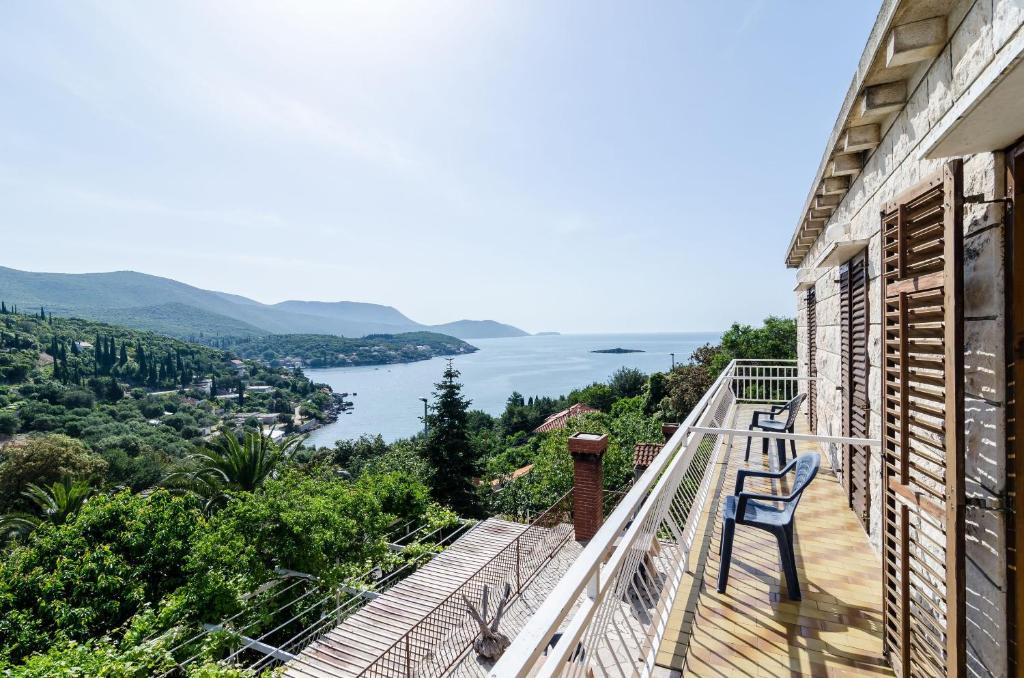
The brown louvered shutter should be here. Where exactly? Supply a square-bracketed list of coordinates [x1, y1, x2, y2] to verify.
[881, 161, 964, 678]
[807, 287, 818, 432]
[841, 250, 871, 528]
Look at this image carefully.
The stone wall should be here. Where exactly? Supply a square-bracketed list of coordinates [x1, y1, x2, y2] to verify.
[793, 2, 1022, 675]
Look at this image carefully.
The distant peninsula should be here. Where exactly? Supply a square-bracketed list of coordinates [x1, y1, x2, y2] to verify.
[535, 331, 561, 336]
[591, 347, 645, 354]
[217, 332, 477, 368]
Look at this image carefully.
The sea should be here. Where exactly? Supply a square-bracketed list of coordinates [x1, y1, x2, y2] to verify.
[302, 332, 719, 446]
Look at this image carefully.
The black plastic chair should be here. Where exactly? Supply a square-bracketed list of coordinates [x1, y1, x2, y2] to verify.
[717, 453, 820, 600]
[744, 393, 806, 469]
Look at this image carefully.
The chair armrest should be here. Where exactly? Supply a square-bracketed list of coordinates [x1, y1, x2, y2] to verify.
[736, 491, 792, 517]
[770, 404, 788, 415]
[750, 410, 777, 426]
[734, 458, 799, 493]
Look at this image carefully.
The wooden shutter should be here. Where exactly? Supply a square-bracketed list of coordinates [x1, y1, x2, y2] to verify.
[881, 161, 964, 678]
[807, 288, 818, 432]
[841, 250, 871, 528]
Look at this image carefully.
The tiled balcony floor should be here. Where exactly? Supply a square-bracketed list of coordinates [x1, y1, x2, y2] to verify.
[656, 405, 893, 677]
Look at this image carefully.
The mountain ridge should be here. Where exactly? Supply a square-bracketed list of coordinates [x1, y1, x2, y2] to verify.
[0, 266, 529, 339]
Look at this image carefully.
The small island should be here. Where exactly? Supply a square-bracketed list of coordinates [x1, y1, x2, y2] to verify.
[591, 347, 645, 354]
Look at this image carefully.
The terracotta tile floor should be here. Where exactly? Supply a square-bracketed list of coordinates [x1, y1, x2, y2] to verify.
[656, 405, 893, 677]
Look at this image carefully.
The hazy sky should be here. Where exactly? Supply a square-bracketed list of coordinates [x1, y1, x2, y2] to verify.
[1, 1, 879, 333]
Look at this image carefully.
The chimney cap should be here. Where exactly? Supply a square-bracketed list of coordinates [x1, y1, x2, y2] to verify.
[568, 432, 609, 456]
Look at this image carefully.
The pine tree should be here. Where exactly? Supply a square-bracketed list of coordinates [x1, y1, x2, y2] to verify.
[422, 360, 478, 515]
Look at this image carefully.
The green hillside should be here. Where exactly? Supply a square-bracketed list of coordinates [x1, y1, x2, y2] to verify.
[0, 266, 531, 339]
[219, 331, 477, 367]
[0, 306, 333, 491]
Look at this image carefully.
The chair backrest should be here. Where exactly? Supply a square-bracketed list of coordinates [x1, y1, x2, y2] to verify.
[781, 393, 807, 429]
[781, 453, 820, 520]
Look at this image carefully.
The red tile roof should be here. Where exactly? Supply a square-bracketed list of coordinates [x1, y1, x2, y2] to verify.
[532, 403, 599, 433]
[633, 442, 664, 468]
[490, 463, 535, 489]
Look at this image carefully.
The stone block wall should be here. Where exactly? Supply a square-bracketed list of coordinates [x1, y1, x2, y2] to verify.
[793, 2, 1023, 675]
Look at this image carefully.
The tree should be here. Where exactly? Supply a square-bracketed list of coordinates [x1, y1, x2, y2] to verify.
[164, 430, 304, 511]
[0, 434, 107, 509]
[609, 367, 646, 399]
[711, 316, 797, 373]
[0, 411, 18, 435]
[0, 477, 94, 540]
[422, 361, 478, 515]
[660, 355, 717, 422]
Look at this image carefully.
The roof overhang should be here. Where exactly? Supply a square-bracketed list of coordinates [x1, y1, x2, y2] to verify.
[922, 30, 1024, 158]
[785, 0, 958, 268]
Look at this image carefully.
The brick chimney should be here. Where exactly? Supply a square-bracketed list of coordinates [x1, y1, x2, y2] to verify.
[568, 433, 608, 542]
[662, 423, 680, 442]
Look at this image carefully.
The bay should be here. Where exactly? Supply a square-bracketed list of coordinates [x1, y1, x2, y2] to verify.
[303, 332, 720, 445]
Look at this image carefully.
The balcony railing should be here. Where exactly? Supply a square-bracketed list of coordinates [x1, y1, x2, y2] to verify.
[491, 359, 879, 678]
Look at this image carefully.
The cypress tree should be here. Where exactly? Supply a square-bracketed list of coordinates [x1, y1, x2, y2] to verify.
[422, 360, 478, 515]
[119, 343, 128, 367]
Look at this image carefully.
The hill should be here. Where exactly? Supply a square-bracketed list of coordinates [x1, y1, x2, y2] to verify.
[432, 319, 528, 339]
[221, 332, 477, 368]
[0, 267, 529, 339]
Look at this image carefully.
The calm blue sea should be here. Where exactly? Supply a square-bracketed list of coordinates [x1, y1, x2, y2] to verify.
[303, 332, 719, 445]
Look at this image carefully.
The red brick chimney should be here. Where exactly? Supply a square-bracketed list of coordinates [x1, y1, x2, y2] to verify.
[568, 433, 608, 542]
[662, 423, 680, 442]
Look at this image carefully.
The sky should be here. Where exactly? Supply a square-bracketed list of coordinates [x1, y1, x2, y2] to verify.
[0, 1, 881, 334]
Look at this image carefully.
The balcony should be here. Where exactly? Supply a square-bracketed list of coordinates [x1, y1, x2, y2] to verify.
[492, 360, 889, 677]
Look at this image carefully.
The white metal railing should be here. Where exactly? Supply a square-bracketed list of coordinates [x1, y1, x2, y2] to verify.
[491, 359, 879, 678]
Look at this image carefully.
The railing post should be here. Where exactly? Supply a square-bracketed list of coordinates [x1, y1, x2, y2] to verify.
[404, 635, 411, 677]
[515, 538, 522, 591]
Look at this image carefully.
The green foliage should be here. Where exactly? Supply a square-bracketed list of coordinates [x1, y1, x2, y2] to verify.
[221, 332, 476, 368]
[0, 490, 203, 663]
[0, 434, 107, 510]
[3, 637, 175, 677]
[658, 345, 720, 422]
[165, 430, 304, 511]
[711, 316, 797, 372]
[0, 410, 18, 435]
[422, 362, 478, 515]
[0, 477, 95, 539]
[609, 367, 646, 399]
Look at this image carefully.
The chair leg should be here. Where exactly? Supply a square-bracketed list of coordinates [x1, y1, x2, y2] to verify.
[775, 529, 801, 600]
[745, 427, 754, 460]
[717, 519, 736, 593]
[789, 428, 797, 458]
[776, 439, 786, 470]
[761, 436, 769, 457]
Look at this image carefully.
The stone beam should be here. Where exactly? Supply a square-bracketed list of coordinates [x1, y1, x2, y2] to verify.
[830, 153, 863, 177]
[810, 207, 833, 220]
[815, 193, 843, 208]
[822, 176, 850, 195]
[885, 16, 946, 68]
[854, 81, 907, 118]
[841, 124, 881, 152]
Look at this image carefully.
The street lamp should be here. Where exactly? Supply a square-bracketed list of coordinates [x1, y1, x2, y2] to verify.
[419, 397, 429, 435]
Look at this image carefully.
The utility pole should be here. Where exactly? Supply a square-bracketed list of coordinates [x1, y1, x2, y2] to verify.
[419, 397, 429, 435]
[670, 353, 676, 371]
